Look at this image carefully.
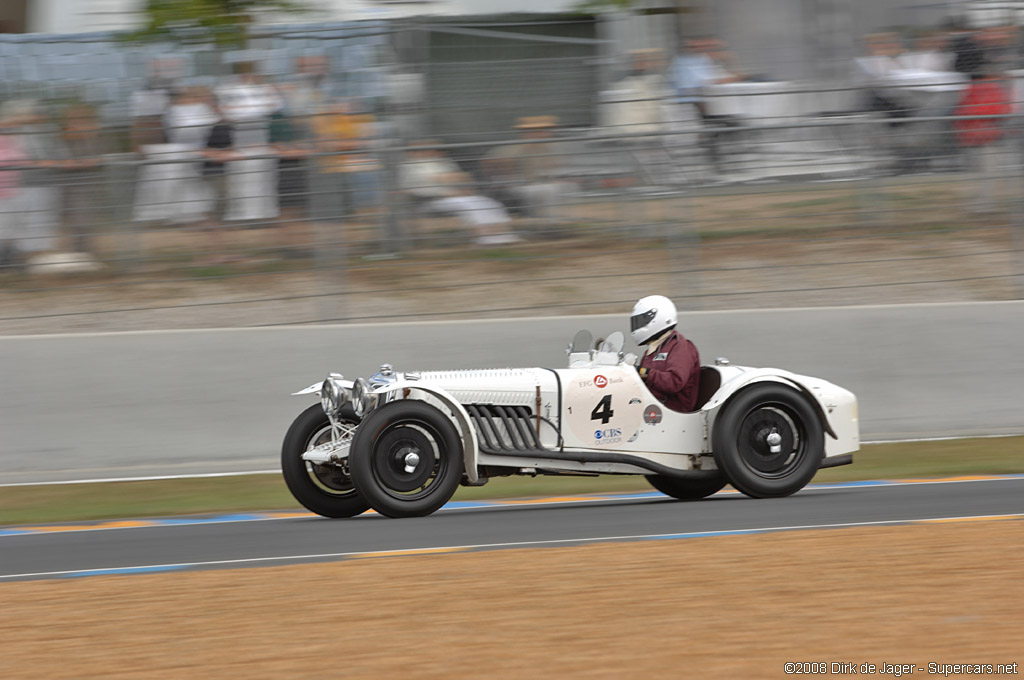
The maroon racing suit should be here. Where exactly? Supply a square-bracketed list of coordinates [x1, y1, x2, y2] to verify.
[638, 330, 701, 412]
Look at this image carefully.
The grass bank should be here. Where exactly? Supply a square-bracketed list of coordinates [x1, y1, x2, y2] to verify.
[1, 436, 1021, 526]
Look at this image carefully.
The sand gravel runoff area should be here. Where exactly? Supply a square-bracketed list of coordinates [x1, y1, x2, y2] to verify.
[1, 520, 1021, 679]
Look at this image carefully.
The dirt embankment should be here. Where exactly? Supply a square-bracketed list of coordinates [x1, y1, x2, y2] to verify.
[1, 521, 1021, 679]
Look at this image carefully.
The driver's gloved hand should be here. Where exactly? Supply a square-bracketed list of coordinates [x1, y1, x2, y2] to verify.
[637, 366, 649, 378]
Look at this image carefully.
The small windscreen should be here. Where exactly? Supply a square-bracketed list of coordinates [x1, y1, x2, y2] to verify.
[570, 329, 593, 352]
[600, 331, 624, 353]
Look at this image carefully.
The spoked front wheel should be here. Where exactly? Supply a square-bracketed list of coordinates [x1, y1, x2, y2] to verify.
[281, 404, 370, 518]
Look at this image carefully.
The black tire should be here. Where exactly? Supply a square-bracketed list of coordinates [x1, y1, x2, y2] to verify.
[348, 400, 463, 518]
[646, 472, 727, 500]
[712, 383, 824, 498]
[281, 403, 370, 518]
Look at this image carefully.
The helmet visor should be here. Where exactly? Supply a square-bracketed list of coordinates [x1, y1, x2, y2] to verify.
[630, 309, 657, 333]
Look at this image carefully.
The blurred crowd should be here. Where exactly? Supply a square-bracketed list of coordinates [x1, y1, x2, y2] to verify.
[852, 21, 1019, 177]
[604, 19, 1022, 176]
[0, 51, 574, 271]
[0, 99, 107, 269]
[2, 17, 1023, 273]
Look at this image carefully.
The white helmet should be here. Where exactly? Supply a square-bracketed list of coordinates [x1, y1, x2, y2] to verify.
[630, 295, 678, 345]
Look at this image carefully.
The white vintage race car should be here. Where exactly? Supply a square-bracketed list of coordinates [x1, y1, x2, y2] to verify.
[282, 330, 859, 518]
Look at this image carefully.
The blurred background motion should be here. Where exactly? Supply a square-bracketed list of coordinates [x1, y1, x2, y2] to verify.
[1, 0, 1023, 334]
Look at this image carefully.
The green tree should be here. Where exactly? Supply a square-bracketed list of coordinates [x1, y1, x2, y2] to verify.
[129, 0, 307, 47]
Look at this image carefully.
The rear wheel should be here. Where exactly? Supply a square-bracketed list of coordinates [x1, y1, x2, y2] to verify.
[281, 404, 370, 518]
[349, 401, 463, 518]
[646, 472, 727, 500]
[712, 384, 824, 498]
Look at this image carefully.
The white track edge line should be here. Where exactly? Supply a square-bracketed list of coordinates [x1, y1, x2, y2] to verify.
[3, 300, 1021, 340]
[3, 512, 1022, 580]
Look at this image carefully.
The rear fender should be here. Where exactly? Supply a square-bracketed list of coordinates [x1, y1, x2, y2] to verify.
[704, 369, 838, 440]
[377, 381, 481, 484]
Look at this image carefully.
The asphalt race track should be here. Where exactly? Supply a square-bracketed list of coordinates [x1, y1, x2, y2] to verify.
[2, 476, 1022, 581]
[4, 301, 1024, 484]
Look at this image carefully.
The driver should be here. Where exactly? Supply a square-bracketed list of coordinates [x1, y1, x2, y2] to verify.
[630, 295, 701, 412]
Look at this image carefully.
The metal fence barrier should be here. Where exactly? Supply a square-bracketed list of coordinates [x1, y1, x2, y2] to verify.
[1, 20, 1023, 335]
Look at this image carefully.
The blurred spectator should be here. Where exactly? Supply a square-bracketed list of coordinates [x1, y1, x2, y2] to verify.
[953, 71, 1012, 212]
[198, 102, 237, 264]
[601, 49, 681, 186]
[268, 101, 314, 257]
[166, 87, 219, 148]
[855, 33, 922, 172]
[272, 85, 310, 216]
[1, 100, 66, 262]
[899, 31, 954, 73]
[890, 31, 961, 172]
[481, 116, 571, 220]
[856, 33, 913, 117]
[58, 104, 105, 257]
[947, 20, 987, 78]
[670, 36, 749, 114]
[270, 55, 336, 253]
[216, 64, 283, 223]
[309, 99, 382, 224]
[669, 37, 747, 173]
[399, 140, 518, 245]
[130, 58, 176, 152]
[285, 55, 334, 117]
[602, 49, 671, 135]
[0, 102, 28, 268]
[671, 36, 746, 108]
[218, 63, 284, 143]
[134, 87, 217, 225]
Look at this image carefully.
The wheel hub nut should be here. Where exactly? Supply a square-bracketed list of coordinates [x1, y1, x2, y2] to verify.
[403, 451, 421, 473]
[766, 430, 783, 454]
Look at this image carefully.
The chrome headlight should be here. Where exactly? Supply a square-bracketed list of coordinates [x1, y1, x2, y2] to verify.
[351, 377, 374, 417]
[320, 373, 349, 417]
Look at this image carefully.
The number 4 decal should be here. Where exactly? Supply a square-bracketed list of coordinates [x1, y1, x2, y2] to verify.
[590, 395, 614, 424]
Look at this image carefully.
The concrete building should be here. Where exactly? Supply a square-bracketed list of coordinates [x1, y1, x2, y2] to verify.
[22, 0, 140, 34]
[4, 0, 990, 48]
[11, 0, 474, 35]
[0, 0, 1008, 85]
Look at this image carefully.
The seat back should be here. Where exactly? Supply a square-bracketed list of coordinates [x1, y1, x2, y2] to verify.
[693, 366, 721, 411]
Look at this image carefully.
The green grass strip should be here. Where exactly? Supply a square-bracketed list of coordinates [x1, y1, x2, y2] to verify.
[1, 436, 1021, 526]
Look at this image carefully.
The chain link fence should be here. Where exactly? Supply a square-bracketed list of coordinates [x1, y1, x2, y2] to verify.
[1, 12, 1022, 334]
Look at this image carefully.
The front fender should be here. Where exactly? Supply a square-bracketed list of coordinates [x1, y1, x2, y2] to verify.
[704, 368, 839, 440]
[291, 379, 354, 396]
[377, 381, 482, 484]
